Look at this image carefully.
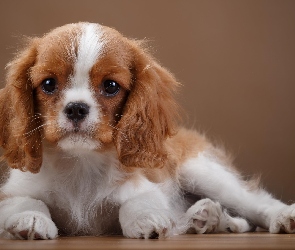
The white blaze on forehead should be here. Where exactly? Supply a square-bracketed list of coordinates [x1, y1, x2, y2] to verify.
[71, 23, 105, 87]
[58, 24, 105, 151]
[60, 23, 104, 127]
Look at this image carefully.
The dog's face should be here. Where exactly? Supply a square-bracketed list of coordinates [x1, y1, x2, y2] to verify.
[32, 23, 132, 151]
[0, 23, 179, 173]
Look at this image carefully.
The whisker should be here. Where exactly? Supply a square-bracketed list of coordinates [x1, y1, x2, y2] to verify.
[102, 122, 129, 142]
[24, 123, 48, 136]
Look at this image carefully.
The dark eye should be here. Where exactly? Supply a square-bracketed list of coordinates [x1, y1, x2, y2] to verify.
[101, 80, 120, 96]
[41, 78, 57, 94]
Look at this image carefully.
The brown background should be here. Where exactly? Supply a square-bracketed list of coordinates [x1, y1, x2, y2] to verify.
[0, 0, 294, 203]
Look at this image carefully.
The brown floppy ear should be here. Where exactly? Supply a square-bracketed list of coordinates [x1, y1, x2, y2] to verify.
[115, 43, 180, 169]
[0, 38, 42, 173]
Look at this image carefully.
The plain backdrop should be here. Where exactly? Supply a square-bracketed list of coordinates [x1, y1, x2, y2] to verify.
[0, 0, 294, 203]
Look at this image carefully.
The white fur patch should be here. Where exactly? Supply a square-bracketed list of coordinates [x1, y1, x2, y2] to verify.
[179, 152, 285, 229]
[1, 150, 124, 236]
[112, 176, 166, 205]
[72, 23, 105, 88]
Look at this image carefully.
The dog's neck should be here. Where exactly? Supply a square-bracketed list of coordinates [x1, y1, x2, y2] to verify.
[41, 140, 119, 174]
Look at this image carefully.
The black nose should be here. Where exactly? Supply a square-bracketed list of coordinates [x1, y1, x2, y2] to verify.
[64, 102, 90, 122]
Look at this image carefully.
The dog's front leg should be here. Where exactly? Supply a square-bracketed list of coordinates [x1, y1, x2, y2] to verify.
[113, 176, 175, 239]
[0, 196, 58, 239]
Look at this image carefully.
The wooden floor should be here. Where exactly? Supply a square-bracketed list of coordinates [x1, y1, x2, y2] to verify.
[1, 233, 295, 250]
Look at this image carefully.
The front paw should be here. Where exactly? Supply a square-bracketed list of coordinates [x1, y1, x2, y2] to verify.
[120, 208, 175, 239]
[5, 211, 58, 240]
[270, 204, 295, 233]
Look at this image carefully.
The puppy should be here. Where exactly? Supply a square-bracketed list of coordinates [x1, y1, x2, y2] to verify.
[0, 22, 294, 240]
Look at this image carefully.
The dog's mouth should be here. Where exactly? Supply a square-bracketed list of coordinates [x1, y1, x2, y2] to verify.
[57, 132, 100, 151]
[71, 123, 84, 133]
[63, 129, 91, 136]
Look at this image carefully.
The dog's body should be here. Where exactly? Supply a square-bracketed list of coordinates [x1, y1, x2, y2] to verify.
[0, 23, 294, 240]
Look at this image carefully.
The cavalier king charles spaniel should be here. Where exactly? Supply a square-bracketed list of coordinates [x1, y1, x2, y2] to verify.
[0, 22, 294, 240]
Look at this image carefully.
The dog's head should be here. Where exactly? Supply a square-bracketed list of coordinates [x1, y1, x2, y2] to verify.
[0, 23, 180, 173]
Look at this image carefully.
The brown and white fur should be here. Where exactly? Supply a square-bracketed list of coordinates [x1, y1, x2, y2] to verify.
[0, 22, 294, 240]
